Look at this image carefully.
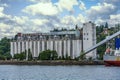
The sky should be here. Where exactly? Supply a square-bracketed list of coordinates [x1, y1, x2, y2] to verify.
[0, 0, 120, 39]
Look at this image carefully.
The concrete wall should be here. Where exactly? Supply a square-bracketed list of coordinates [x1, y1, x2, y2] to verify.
[10, 40, 82, 59]
[83, 22, 96, 59]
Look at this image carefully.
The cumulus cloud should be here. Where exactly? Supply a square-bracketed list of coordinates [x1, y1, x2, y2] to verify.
[31, 19, 49, 26]
[22, 2, 59, 16]
[55, 0, 78, 12]
[61, 15, 76, 25]
[12, 16, 29, 25]
[27, 0, 51, 3]
[85, 0, 120, 26]
[0, 0, 120, 39]
[110, 14, 120, 20]
[79, 1, 86, 10]
[60, 14, 87, 28]
[0, 7, 11, 19]
[104, 0, 120, 4]
[103, 0, 120, 13]
[0, 7, 4, 17]
[0, 3, 8, 7]
[86, 3, 116, 20]
[11, 26, 23, 33]
[0, 23, 10, 32]
[77, 14, 87, 23]
[0, 6, 28, 38]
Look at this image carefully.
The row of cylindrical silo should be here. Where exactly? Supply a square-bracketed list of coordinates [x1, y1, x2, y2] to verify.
[10, 40, 81, 59]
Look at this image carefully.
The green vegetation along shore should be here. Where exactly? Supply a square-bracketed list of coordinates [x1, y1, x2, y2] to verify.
[0, 60, 104, 65]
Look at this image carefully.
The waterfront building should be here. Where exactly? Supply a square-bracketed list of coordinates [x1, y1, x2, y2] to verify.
[83, 21, 96, 59]
[10, 22, 96, 59]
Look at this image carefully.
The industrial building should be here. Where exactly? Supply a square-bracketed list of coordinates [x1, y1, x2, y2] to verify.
[10, 21, 96, 59]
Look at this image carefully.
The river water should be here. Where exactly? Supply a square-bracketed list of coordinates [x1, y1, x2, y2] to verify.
[0, 65, 120, 80]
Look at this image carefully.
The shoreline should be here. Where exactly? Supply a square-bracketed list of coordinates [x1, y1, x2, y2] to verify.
[0, 60, 104, 65]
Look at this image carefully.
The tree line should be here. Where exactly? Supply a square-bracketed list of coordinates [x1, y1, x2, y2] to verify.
[0, 37, 11, 60]
[13, 49, 73, 61]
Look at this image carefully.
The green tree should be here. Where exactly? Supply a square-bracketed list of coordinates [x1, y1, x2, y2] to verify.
[14, 52, 26, 60]
[105, 22, 108, 28]
[20, 52, 26, 60]
[4, 52, 12, 60]
[51, 50, 58, 60]
[38, 50, 58, 60]
[96, 25, 107, 60]
[28, 49, 33, 61]
[65, 53, 71, 60]
[65, 53, 69, 60]
[14, 54, 20, 60]
[0, 54, 5, 60]
[79, 51, 86, 60]
[58, 56, 62, 60]
[0, 37, 12, 60]
[0, 37, 10, 55]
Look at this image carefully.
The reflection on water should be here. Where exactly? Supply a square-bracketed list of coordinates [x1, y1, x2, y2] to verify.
[0, 65, 120, 80]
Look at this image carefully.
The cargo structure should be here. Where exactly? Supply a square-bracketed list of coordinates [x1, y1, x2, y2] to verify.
[10, 22, 96, 59]
[104, 38, 120, 66]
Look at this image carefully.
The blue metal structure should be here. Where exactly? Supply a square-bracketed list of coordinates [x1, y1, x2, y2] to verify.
[115, 38, 120, 49]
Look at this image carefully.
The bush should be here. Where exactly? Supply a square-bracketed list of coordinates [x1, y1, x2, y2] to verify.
[14, 52, 26, 60]
[38, 50, 58, 60]
[0, 54, 5, 60]
[28, 49, 33, 61]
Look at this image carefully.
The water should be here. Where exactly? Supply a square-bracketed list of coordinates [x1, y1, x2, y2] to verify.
[0, 65, 120, 80]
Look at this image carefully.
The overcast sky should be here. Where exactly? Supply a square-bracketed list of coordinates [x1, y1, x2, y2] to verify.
[0, 0, 120, 38]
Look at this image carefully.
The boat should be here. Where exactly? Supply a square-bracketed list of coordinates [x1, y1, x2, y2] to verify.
[103, 38, 120, 66]
[104, 48, 120, 66]
[104, 56, 120, 66]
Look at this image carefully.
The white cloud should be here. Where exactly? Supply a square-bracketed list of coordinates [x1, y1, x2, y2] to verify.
[27, 0, 51, 3]
[110, 14, 120, 20]
[107, 14, 120, 27]
[0, 23, 10, 32]
[0, 3, 8, 7]
[56, 0, 78, 11]
[77, 14, 86, 23]
[86, 2, 116, 19]
[104, 0, 120, 3]
[32, 26, 41, 32]
[31, 19, 49, 26]
[79, 1, 86, 10]
[61, 14, 86, 24]
[12, 16, 29, 25]
[95, 17, 105, 26]
[94, 14, 120, 27]
[1, 0, 120, 39]
[12, 26, 23, 33]
[61, 14, 86, 28]
[22, 2, 59, 16]
[61, 15, 77, 25]
[2, 33, 13, 38]
[0, 7, 4, 17]
[0, 7, 11, 19]
[0, 7, 4, 12]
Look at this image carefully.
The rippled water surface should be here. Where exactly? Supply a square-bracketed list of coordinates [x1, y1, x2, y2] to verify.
[0, 65, 120, 80]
